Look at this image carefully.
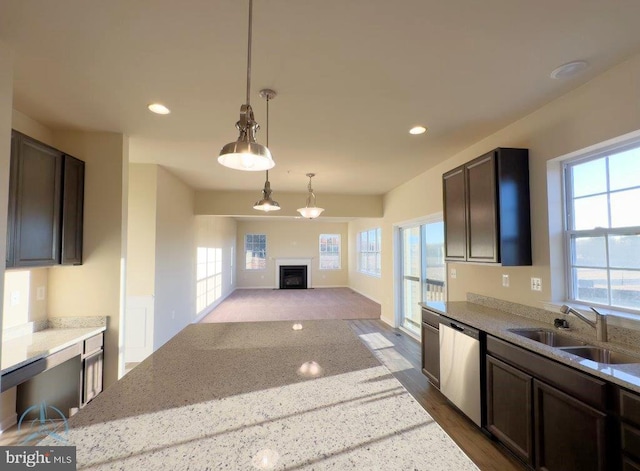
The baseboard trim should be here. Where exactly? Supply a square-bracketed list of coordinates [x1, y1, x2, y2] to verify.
[380, 316, 396, 329]
[0, 413, 17, 433]
[193, 288, 236, 323]
[348, 287, 381, 305]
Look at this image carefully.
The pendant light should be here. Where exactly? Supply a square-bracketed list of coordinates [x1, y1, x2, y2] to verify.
[218, 0, 274, 171]
[253, 89, 281, 212]
[297, 173, 325, 219]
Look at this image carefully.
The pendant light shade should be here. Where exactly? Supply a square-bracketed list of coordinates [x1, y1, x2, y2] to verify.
[254, 89, 280, 212]
[218, 0, 274, 171]
[297, 173, 324, 219]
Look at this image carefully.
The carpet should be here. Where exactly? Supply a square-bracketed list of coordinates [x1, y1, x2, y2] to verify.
[200, 287, 381, 323]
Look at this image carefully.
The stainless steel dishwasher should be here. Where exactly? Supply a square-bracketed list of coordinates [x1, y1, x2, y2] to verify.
[439, 319, 482, 426]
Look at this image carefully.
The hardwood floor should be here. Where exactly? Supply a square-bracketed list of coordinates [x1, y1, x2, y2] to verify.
[348, 319, 527, 471]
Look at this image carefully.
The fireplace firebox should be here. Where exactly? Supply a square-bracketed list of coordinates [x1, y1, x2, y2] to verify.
[279, 265, 308, 289]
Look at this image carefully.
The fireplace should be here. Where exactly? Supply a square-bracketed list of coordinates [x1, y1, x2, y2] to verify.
[279, 265, 308, 289]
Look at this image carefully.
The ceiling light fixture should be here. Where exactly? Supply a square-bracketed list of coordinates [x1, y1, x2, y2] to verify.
[253, 89, 281, 212]
[297, 173, 324, 219]
[148, 103, 170, 115]
[549, 60, 589, 79]
[218, 0, 274, 171]
[409, 126, 427, 135]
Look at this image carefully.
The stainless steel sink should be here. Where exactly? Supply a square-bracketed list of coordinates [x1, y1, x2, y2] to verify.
[508, 328, 587, 347]
[559, 346, 640, 364]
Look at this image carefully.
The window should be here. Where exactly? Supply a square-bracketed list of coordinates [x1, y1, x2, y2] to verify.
[196, 247, 223, 313]
[358, 228, 381, 276]
[319, 234, 341, 270]
[245, 234, 266, 270]
[565, 144, 640, 311]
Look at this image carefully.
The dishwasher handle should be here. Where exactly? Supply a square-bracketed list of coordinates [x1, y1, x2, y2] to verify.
[441, 320, 480, 340]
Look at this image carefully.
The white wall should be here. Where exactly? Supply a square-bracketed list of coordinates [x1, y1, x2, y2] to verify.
[152, 166, 196, 349]
[236, 220, 348, 289]
[376, 53, 640, 325]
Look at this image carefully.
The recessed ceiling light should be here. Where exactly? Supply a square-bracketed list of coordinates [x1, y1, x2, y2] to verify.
[550, 61, 589, 79]
[409, 126, 427, 135]
[148, 103, 171, 115]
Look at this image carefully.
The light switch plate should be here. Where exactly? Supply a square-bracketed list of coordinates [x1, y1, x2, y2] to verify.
[10, 291, 20, 306]
[450, 268, 457, 279]
[37, 286, 46, 301]
[531, 277, 542, 291]
[502, 274, 510, 287]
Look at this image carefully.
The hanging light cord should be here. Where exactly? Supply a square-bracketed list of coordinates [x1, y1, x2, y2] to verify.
[246, 0, 253, 106]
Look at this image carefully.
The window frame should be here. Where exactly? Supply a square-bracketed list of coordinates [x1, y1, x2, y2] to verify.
[563, 143, 640, 314]
[319, 233, 341, 270]
[244, 233, 267, 270]
[357, 228, 382, 277]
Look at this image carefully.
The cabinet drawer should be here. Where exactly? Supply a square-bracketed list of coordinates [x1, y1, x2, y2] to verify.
[623, 423, 640, 460]
[84, 333, 104, 355]
[421, 308, 441, 328]
[487, 336, 607, 410]
[621, 389, 640, 428]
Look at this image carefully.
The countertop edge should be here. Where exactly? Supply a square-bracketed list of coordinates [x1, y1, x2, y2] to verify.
[420, 301, 640, 394]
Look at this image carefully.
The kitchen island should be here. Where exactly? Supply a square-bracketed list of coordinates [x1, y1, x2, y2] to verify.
[40, 320, 478, 470]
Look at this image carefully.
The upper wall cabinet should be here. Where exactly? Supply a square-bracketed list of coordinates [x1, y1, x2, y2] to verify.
[443, 148, 531, 266]
[6, 131, 85, 268]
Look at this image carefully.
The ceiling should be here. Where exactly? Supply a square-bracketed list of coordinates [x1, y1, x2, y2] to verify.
[2, 0, 640, 195]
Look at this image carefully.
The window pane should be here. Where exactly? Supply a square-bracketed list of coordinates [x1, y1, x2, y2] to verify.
[572, 158, 607, 197]
[573, 194, 609, 230]
[610, 270, 640, 309]
[572, 236, 606, 267]
[573, 268, 609, 305]
[610, 188, 640, 228]
[609, 235, 640, 269]
[609, 148, 640, 191]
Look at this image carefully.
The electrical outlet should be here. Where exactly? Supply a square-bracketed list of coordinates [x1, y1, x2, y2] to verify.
[531, 277, 542, 291]
[10, 291, 20, 306]
[37, 286, 46, 301]
[450, 268, 457, 279]
[502, 274, 510, 287]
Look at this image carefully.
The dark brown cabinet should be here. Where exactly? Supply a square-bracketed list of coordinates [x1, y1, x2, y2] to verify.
[618, 388, 640, 470]
[443, 148, 531, 266]
[486, 355, 533, 466]
[421, 307, 441, 388]
[6, 131, 84, 267]
[81, 333, 104, 406]
[486, 335, 610, 471]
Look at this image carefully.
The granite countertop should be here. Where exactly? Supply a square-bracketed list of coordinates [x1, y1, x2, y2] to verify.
[421, 300, 640, 393]
[1, 325, 106, 375]
[40, 320, 479, 470]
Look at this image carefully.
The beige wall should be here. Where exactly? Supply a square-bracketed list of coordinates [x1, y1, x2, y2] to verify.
[2, 268, 48, 328]
[236, 220, 348, 289]
[126, 164, 157, 297]
[377, 53, 640, 325]
[347, 218, 383, 303]
[152, 166, 196, 348]
[0, 40, 14, 416]
[196, 190, 382, 218]
[48, 131, 128, 388]
[195, 216, 237, 317]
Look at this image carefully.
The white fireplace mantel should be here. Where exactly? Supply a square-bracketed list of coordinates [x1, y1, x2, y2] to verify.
[275, 258, 312, 289]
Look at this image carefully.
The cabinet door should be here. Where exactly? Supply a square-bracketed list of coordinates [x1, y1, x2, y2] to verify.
[421, 322, 440, 388]
[83, 350, 103, 405]
[61, 155, 85, 265]
[12, 134, 63, 267]
[534, 379, 608, 471]
[443, 166, 467, 261]
[486, 355, 533, 465]
[466, 152, 498, 262]
[6, 132, 18, 267]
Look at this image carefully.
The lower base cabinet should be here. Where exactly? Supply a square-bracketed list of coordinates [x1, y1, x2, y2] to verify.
[486, 355, 533, 466]
[534, 379, 607, 471]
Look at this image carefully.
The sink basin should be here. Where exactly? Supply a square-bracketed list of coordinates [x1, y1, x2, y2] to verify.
[559, 347, 640, 364]
[508, 328, 587, 347]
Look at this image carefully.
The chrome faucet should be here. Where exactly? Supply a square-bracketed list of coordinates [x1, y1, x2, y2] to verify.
[560, 304, 608, 342]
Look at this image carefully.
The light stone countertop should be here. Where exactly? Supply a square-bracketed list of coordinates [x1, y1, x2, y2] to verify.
[422, 300, 640, 393]
[40, 320, 479, 471]
[1, 326, 106, 375]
